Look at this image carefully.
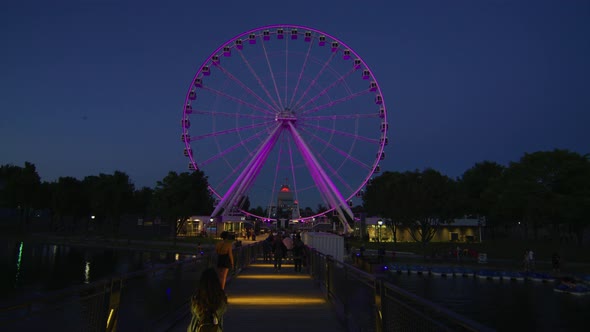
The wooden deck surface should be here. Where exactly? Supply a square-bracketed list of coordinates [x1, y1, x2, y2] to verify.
[166, 258, 345, 332]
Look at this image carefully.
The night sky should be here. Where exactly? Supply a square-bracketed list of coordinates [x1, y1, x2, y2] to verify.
[1, 0, 589, 209]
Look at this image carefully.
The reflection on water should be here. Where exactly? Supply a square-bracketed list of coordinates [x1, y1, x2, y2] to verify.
[0, 239, 190, 303]
[84, 260, 91, 284]
[387, 271, 590, 331]
[14, 242, 23, 287]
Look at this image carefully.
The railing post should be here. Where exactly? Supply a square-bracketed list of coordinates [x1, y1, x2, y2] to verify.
[325, 255, 332, 295]
[105, 278, 122, 332]
[374, 278, 384, 332]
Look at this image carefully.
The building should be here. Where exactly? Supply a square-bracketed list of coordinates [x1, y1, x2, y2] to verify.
[364, 217, 485, 243]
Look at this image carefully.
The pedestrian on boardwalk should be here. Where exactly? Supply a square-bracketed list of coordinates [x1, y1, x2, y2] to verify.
[188, 267, 227, 332]
[528, 249, 535, 271]
[377, 245, 385, 264]
[262, 236, 273, 262]
[523, 250, 530, 272]
[215, 231, 234, 289]
[273, 234, 287, 272]
[282, 233, 294, 261]
[292, 236, 305, 273]
[552, 252, 561, 273]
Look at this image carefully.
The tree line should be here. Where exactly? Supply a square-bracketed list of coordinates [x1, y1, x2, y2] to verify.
[1, 149, 589, 244]
[363, 149, 590, 246]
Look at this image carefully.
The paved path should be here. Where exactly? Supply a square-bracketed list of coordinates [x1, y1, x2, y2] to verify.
[167, 258, 345, 332]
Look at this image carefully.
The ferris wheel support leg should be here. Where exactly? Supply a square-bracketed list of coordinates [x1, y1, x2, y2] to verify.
[211, 124, 282, 217]
[287, 123, 354, 233]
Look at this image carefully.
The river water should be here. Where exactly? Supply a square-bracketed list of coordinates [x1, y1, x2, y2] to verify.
[386, 270, 590, 331]
[0, 239, 192, 303]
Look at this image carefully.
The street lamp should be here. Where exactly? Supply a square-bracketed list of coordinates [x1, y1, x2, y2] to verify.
[377, 219, 383, 242]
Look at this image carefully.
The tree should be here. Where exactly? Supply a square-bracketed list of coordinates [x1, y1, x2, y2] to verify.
[495, 150, 590, 243]
[364, 169, 457, 252]
[50, 177, 88, 233]
[153, 171, 214, 242]
[0, 162, 41, 231]
[83, 171, 135, 236]
[458, 161, 505, 238]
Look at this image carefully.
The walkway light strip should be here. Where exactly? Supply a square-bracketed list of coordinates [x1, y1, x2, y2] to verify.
[228, 296, 326, 305]
[237, 275, 311, 280]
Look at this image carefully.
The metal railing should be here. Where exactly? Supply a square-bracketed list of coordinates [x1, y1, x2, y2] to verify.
[0, 241, 262, 332]
[307, 248, 495, 332]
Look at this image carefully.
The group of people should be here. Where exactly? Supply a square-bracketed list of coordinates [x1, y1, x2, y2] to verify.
[262, 231, 306, 273]
[188, 230, 308, 331]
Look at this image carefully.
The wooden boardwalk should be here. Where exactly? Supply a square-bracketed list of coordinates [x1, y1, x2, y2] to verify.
[166, 258, 345, 332]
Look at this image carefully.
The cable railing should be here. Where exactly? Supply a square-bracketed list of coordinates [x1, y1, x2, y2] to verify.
[307, 248, 495, 332]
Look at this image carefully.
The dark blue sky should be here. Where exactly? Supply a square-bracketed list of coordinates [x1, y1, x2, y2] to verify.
[1, 0, 589, 202]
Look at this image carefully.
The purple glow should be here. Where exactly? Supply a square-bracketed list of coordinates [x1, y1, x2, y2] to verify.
[203, 86, 272, 115]
[183, 25, 389, 221]
[236, 48, 282, 111]
[299, 89, 372, 116]
[291, 51, 338, 110]
[212, 63, 277, 113]
[295, 67, 357, 111]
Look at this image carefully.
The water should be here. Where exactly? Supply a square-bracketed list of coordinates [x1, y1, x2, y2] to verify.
[386, 271, 590, 331]
[0, 238, 190, 304]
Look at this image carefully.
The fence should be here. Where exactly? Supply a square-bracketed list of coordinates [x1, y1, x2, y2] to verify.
[307, 248, 495, 332]
[0, 241, 262, 331]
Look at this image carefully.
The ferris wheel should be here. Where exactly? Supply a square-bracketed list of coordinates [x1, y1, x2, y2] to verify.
[181, 25, 388, 230]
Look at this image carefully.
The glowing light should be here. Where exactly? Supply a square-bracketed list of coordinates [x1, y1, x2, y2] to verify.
[84, 261, 91, 284]
[237, 275, 311, 280]
[106, 309, 114, 328]
[175, 253, 180, 261]
[251, 263, 294, 268]
[228, 296, 325, 306]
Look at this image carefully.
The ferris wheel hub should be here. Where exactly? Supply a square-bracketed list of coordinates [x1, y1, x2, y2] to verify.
[275, 108, 297, 124]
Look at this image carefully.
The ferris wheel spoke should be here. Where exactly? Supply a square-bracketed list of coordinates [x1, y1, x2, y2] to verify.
[284, 36, 289, 108]
[200, 129, 271, 168]
[192, 109, 274, 121]
[299, 89, 372, 116]
[299, 127, 372, 170]
[300, 122, 380, 144]
[189, 120, 275, 141]
[261, 39, 285, 110]
[286, 135, 300, 206]
[288, 38, 314, 108]
[212, 63, 278, 114]
[203, 86, 273, 115]
[212, 124, 283, 217]
[266, 133, 284, 220]
[291, 51, 338, 111]
[296, 67, 356, 111]
[236, 49, 282, 112]
[287, 122, 354, 225]
[316, 151, 355, 195]
[301, 113, 381, 121]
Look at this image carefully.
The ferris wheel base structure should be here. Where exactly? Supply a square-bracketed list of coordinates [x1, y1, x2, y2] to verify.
[181, 25, 389, 235]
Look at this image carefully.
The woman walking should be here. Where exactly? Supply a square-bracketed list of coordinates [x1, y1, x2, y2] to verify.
[188, 268, 227, 332]
[215, 231, 234, 289]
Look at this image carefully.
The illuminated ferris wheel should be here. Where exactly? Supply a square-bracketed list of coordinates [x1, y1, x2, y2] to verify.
[181, 25, 388, 231]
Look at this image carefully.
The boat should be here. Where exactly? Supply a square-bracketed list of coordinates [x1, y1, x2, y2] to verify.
[554, 280, 590, 296]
